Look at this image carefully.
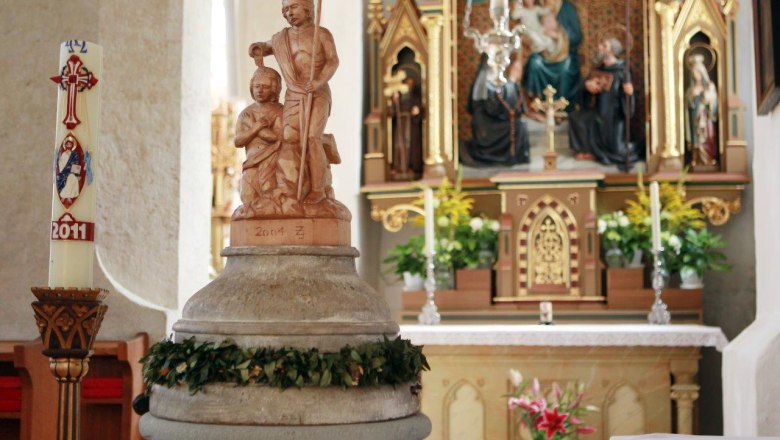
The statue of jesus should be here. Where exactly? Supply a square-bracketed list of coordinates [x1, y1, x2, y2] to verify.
[249, 0, 346, 218]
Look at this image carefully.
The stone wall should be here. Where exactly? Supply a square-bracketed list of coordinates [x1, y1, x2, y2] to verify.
[0, 0, 212, 342]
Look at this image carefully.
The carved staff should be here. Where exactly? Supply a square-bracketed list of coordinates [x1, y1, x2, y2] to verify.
[624, 0, 631, 172]
[298, 0, 324, 200]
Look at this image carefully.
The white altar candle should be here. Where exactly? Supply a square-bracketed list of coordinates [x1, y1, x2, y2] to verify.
[649, 181, 661, 254]
[490, 0, 509, 10]
[424, 188, 435, 257]
[48, 41, 102, 288]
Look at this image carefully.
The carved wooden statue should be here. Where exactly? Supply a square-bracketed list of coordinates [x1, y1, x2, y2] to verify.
[239, 0, 349, 221]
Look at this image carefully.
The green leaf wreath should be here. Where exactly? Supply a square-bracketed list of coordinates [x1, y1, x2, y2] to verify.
[141, 336, 430, 395]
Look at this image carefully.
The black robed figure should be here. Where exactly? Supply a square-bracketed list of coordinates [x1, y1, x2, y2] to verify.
[463, 55, 531, 167]
[568, 38, 638, 170]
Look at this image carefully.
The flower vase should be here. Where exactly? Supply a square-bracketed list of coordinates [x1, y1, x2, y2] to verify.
[605, 246, 624, 268]
[680, 267, 704, 289]
[434, 265, 454, 290]
[402, 271, 425, 291]
[476, 243, 495, 269]
[625, 249, 644, 268]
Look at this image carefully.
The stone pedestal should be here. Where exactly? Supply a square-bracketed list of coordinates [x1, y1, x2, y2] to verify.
[141, 244, 431, 439]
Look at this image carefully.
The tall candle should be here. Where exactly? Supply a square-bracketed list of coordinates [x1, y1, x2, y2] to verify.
[424, 188, 435, 257]
[649, 181, 662, 254]
[48, 41, 102, 288]
[490, 0, 509, 10]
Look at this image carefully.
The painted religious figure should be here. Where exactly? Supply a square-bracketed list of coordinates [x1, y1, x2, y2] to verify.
[55, 134, 87, 208]
[388, 69, 424, 180]
[463, 55, 531, 167]
[234, 67, 284, 219]
[685, 54, 719, 167]
[248, 0, 348, 220]
[518, 0, 582, 106]
[568, 38, 637, 170]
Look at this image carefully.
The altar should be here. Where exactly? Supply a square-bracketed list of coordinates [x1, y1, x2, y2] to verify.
[401, 324, 727, 439]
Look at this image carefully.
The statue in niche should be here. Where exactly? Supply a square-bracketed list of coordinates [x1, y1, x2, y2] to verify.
[567, 38, 637, 170]
[462, 54, 530, 167]
[685, 53, 719, 167]
[517, 0, 582, 107]
[233, 67, 284, 219]
[247, 0, 349, 220]
[387, 52, 424, 180]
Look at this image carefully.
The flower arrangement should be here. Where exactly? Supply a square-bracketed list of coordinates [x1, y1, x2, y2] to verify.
[597, 210, 642, 267]
[383, 235, 426, 279]
[507, 370, 597, 440]
[456, 215, 500, 269]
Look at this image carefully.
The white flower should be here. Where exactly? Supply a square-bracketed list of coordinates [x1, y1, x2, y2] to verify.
[597, 219, 607, 234]
[607, 220, 618, 229]
[618, 216, 630, 228]
[439, 238, 450, 249]
[469, 217, 484, 231]
[489, 220, 500, 232]
[432, 198, 440, 209]
[437, 216, 450, 227]
[176, 362, 187, 374]
[508, 369, 523, 387]
[668, 234, 682, 252]
[643, 216, 652, 226]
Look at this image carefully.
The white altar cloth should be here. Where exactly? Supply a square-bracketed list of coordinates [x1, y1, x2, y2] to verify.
[400, 324, 729, 351]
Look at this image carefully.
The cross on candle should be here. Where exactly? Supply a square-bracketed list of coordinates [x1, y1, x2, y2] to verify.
[50, 54, 99, 130]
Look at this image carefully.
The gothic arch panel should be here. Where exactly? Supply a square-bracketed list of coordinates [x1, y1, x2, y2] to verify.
[517, 196, 579, 295]
[443, 380, 485, 440]
[604, 383, 646, 435]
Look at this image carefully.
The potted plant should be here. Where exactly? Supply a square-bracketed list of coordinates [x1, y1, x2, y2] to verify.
[383, 235, 426, 291]
[675, 228, 730, 288]
[453, 215, 499, 291]
[507, 369, 597, 439]
[598, 210, 643, 268]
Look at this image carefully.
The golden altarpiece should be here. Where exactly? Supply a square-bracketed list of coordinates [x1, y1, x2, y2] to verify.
[363, 0, 747, 304]
[361, 1, 747, 438]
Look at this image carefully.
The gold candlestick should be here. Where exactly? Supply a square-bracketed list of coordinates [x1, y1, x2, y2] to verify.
[31, 287, 109, 440]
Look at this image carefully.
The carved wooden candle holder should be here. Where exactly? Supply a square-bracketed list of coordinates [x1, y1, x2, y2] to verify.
[31, 287, 109, 440]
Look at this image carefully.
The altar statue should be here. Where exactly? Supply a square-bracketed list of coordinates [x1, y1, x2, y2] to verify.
[685, 54, 719, 167]
[463, 55, 531, 167]
[389, 70, 424, 180]
[248, 0, 348, 220]
[233, 67, 284, 219]
[568, 38, 637, 169]
[520, 0, 582, 106]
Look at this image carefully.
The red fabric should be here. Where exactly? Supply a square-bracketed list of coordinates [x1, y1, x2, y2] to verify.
[82, 388, 123, 399]
[0, 376, 21, 389]
[0, 389, 21, 400]
[0, 400, 21, 412]
[82, 378, 123, 389]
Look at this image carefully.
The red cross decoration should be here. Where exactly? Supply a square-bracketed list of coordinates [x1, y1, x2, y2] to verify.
[50, 54, 99, 130]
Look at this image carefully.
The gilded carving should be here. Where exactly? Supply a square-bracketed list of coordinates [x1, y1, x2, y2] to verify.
[532, 216, 567, 286]
[685, 196, 741, 225]
[371, 203, 425, 232]
[516, 194, 528, 207]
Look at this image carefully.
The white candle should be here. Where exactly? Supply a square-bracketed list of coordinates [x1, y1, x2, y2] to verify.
[539, 301, 553, 324]
[649, 181, 662, 254]
[48, 41, 102, 288]
[490, 0, 509, 10]
[424, 188, 435, 257]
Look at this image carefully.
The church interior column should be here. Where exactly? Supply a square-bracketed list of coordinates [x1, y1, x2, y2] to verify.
[421, 13, 447, 179]
[654, 0, 683, 171]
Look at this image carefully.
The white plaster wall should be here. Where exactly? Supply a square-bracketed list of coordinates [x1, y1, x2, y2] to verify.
[0, 0, 211, 342]
[230, 0, 365, 263]
[723, 0, 780, 434]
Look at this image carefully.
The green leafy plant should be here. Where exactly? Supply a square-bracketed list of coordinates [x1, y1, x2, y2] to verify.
[455, 216, 500, 268]
[675, 228, 730, 276]
[383, 235, 426, 278]
[141, 336, 430, 395]
[597, 210, 643, 265]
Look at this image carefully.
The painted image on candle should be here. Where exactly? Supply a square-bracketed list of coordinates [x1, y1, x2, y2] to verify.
[55, 134, 89, 209]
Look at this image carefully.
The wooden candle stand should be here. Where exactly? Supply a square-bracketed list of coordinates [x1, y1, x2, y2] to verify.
[30, 287, 109, 440]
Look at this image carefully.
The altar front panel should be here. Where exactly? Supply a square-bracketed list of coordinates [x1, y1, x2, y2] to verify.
[420, 345, 694, 440]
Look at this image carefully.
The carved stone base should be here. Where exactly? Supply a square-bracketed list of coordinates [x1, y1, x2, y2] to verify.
[174, 245, 399, 350]
[140, 413, 432, 440]
[230, 218, 350, 246]
[543, 151, 558, 171]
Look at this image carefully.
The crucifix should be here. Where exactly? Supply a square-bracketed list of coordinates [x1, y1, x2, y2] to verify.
[50, 54, 99, 130]
[531, 85, 569, 171]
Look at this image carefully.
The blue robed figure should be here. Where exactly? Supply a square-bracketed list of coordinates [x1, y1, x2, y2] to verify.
[520, 0, 582, 107]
